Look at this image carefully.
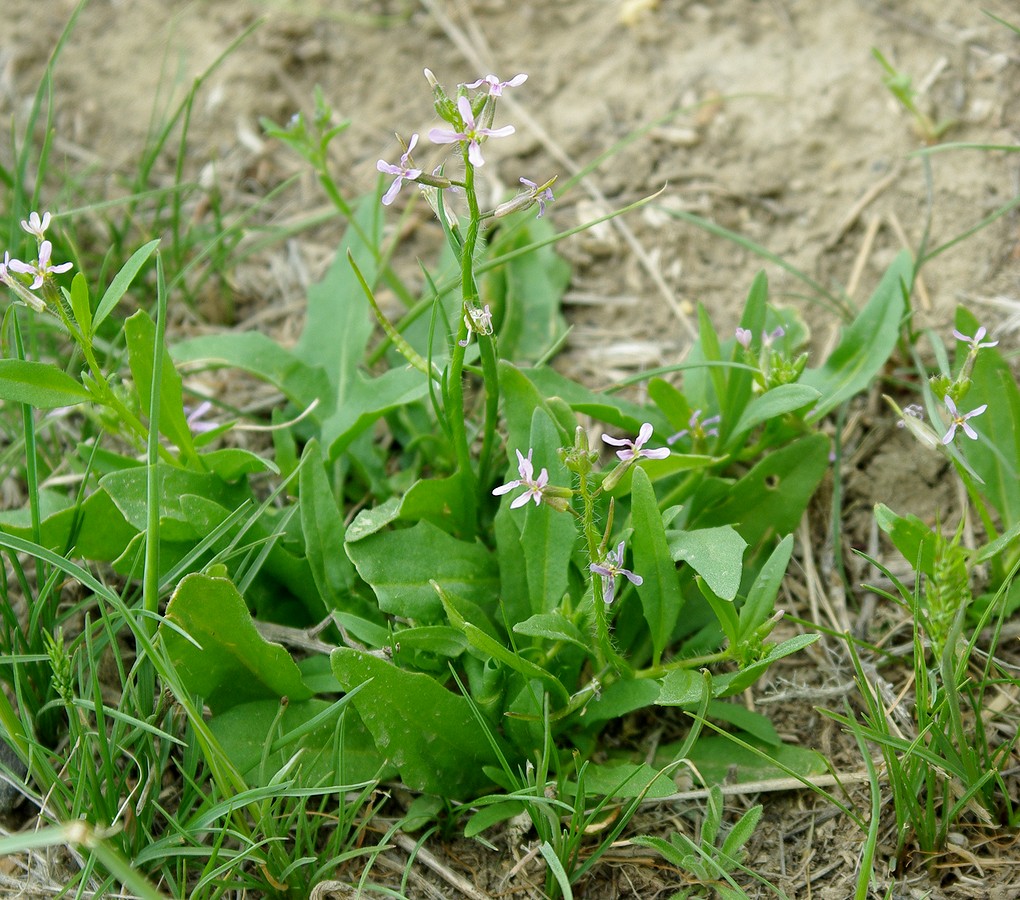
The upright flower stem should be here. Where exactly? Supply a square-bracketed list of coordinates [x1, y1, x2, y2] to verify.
[576, 470, 610, 672]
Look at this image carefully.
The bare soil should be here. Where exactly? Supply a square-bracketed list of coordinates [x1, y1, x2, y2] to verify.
[2, 0, 1020, 897]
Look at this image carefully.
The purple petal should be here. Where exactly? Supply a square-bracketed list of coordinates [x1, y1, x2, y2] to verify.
[428, 127, 462, 145]
[492, 480, 521, 496]
[456, 96, 475, 129]
[641, 447, 671, 459]
[482, 124, 516, 139]
[467, 140, 485, 168]
[601, 434, 629, 447]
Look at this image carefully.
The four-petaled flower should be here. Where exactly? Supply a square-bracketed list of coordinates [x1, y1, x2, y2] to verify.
[492, 448, 548, 508]
[602, 422, 670, 461]
[21, 211, 51, 241]
[668, 410, 721, 445]
[377, 133, 423, 205]
[952, 326, 998, 352]
[520, 178, 555, 217]
[464, 73, 528, 97]
[941, 396, 986, 445]
[429, 96, 515, 168]
[7, 240, 73, 289]
[590, 541, 643, 605]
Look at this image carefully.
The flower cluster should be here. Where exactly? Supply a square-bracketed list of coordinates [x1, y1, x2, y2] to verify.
[1, 211, 73, 313]
[376, 70, 554, 221]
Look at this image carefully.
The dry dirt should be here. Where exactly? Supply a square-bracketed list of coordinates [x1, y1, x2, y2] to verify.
[2, 0, 1020, 897]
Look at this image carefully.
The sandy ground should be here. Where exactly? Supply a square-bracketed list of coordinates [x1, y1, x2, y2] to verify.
[2, 0, 1019, 896]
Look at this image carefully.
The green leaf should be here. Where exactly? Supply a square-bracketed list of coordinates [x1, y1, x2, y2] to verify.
[299, 439, 355, 613]
[93, 239, 160, 330]
[173, 331, 331, 412]
[208, 697, 389, 786]
[69, 272, 91, 337]
[874, 503, 937, 577]
[486, 216, 569, 362]
[729, 384, 821, 437]
[322, 367, 428, 460]
[512, 612, 588, 652]
[200, 447, 277, 482]
[575, 761, 677, 800]
[520, 409, 576, 615]
[739, 534, 793, 641]
[124, 309, 196, 459]
[0, 360, 89, 408]
[669, 525, 747, 601]
[331, 647, 500, 795]
[581, 678, 661, 728]
[345, 520, 498, 621]
[801, 250, 910, 421]
[631, 466, 685, 663]
[692, 433, 830, 551]
[162, 573, 313, 713]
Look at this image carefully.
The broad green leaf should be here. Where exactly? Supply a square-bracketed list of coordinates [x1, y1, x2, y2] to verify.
[208, 697, 389, 786]
[331, 647, 500, 795]
[93, 239, 160, 330]
[322, 367, 428, 460]
[692, 433, 830, 551]
[874, 503, 937, 577]
[173, 331, 330, 412]
[512, 612, 588, 652]
[656, 668, 708, 706]
[683, 734, 827, 786]
[392, 626, 467, 658]
[0, 487, 135, 560]
[493, 502, 531, 625]
[801, 250, 911, 421]
[669, 525, 747, 601]
[520, 409, 576, 615]
[299, 439, 354, 613]
[101, 465, 247, 540]
[464, 800, 526, 838]
[706, 700, 780, 746]
[69, 272, 91, 337]
[296, 196, 379, 394]
[345, 497, 402, 543]
[200, 447, 277, 482]
[345, 520, 498, 621]
[124, 309, 196, 459]
[955, 306, 1020, 528]
[739, 534, 793, 640]
[454, 620, 569, 705]
[631, 466, 685, 663]
[521, 366, 656, 433]
[0, 360, 89, 408]
[485, 216, 569, 362]
[729, 384, 821, 438]
[581, 678, 661, 728]
[162, 573, 313, 713]
[574, 761, 677, 800]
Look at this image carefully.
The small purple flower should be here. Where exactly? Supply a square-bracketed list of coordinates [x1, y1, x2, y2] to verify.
[602, 423, 671, 461]
[952, 326, 998, 352]
[7, 240, 73, 289]
[377, 133, 423, 205]
[941, 396, 986, 444]
[735, 327, 752, 349]
[520, 178, 555, 217]
[429, 96, 515, 168]
[762, 326, 785, 347]
[21, 211, 51, 241]
[464, 73, 528, 97]
[896, 403, 925, 429]
[590, 541, 643, 605]
[493, 448, 549, 508]
[185, 401, 219, 435]
[458, 303, 493, 347]
[667, 410, 721, 445]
